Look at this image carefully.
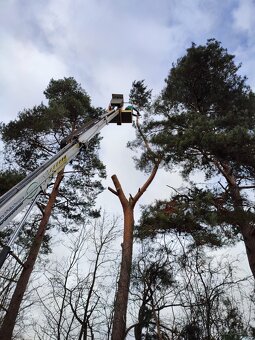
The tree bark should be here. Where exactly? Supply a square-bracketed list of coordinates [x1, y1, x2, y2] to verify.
[230, 187, 255, 279]
[151, 301, 163, 340]
[111, 204, 134, 340]
[214, 160, 255, 279]
[110, 175, 134, 340]
[110, 162, 159, 340]
[0, 171, 64, 340]
[134, 297, 147, 340]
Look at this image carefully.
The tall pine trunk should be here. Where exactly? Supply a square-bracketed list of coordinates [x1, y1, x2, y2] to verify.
[230, 185, 255, 279]
[0, 172, 64, 340]
[216, 160, 255, 279]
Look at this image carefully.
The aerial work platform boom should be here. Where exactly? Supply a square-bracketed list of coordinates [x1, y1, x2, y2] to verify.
[0, 94, 133, 237]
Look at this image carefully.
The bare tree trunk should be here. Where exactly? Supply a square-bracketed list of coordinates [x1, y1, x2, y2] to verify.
[150, 291, 163, 340]
[134, 297, 147, 340]
[0, 172, 64, 340]
[110, 162, 159, 340]
[152, 306, 163, 340]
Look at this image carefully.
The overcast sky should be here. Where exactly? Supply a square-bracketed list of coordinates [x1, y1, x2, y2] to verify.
[1, 0, 255, 222]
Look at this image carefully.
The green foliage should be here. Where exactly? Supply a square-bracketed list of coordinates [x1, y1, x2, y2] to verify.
[141, 39, 255, 178]
[0, 77, 106, 233]
[128, 80, 162, 172]
[136, 186, 245, 248]
[0, 169, 25, 196]
[132, 39, 255, 249]
[1, 78, 100, 171]
[163, 39, 249, 111]
[129, 80, 152, 110]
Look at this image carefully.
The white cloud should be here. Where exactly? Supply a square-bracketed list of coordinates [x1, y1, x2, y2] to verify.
[29, 0, 178, 103]
[1, 0, 247, 111]
[233, 0, 255, 34]
[0, 34, 68, 123]
[230, 0, 255, 89]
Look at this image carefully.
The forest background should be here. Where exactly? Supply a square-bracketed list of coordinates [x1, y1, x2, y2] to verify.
[1, 1, 255, 339]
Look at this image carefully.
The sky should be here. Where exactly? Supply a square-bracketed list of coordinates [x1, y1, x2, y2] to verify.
[1, 0, 255, 115]
[0, 0, 255, 264]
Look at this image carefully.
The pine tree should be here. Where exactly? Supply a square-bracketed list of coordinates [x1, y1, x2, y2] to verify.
[134, 39, 255, 278]
[0, 77, 106, 338]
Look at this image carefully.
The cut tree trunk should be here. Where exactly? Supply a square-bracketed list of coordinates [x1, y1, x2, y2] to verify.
[111, 203, 134, 340]
[110, 162, 159, 340]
